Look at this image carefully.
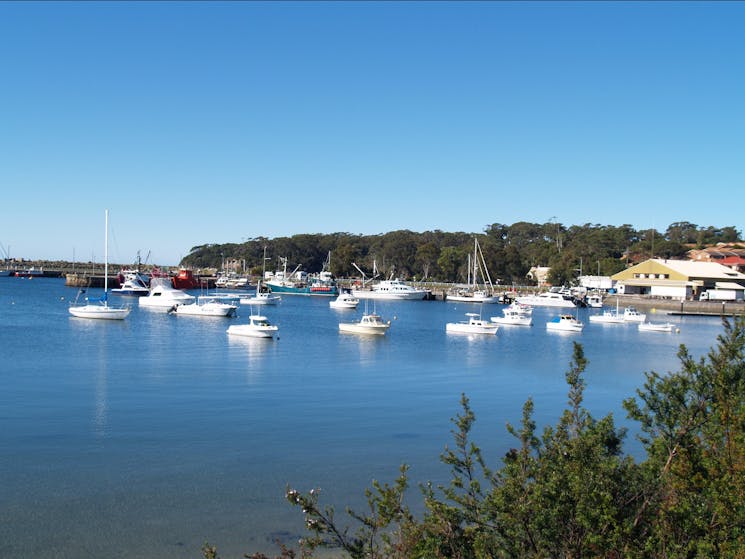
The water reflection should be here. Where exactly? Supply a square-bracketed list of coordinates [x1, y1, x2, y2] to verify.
[227, 335, 276, 378]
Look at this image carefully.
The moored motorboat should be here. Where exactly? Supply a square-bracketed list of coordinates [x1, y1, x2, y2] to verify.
[330, 290, 359, 309]
[240, 281, 281, 305]
[546, 314, 584, 332]
[169, 296, 237, 317]
[339, 312, 391, 335]
[490, 307, 532, 326]
[226, 314, 279, 338]
[638, 321, 678, 333]
[446, 312, 499, 335]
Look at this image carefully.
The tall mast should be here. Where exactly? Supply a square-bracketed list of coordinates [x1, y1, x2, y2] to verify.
[104, 209, 109, 294]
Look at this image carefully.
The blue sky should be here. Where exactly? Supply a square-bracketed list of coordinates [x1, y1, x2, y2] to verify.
[1, 1, 743, 266]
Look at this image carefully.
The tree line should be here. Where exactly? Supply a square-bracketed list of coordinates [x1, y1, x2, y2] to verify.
[183, 221, 742, 286]
[204, 317, 745, 559]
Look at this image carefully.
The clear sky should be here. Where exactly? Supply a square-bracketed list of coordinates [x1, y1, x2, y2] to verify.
[1, 1, 743, 266]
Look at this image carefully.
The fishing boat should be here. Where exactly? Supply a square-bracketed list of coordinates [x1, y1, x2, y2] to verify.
[623, 306, 647, 322]
[265, 253, 339, 296]
[546, 314, 584, 332]
[172, 268, 200, 290]
[447, 238, 499, 303]
[14, 267, 44, 278]
[446, 312, 499, 335]
[638, 322, 678, 333]
[69, 210, 131, 320]
[226, 314, 279, 338]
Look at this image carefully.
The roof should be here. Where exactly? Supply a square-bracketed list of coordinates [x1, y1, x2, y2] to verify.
[719, 256, 745, 265]
[714, 282, 745, 291]
[656, 259, 745, 280]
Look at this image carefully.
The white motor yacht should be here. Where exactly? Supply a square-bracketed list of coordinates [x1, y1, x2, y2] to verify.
[352, 278, 427, 301]
[516, 291, 576, 308]
[330, 290, 359, 309]
[111, 270, 150, 296]
[139, 278, 195, 309]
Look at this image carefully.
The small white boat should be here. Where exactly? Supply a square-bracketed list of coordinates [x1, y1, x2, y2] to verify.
[546, 314, 584, 332]
[623, 306, 647, 322]
[589, 310, 625, 324]
[139, 277, 195, 309]
[226, 314, 278, 338]
[169, 297, 237, 317]
[585, 293, 604, 308]
[68, 210, 131, 320]
[339, 313, 391, 335]
[447, 312, 499, 335]
[330, 290, 359, 309]
[490, 307, 532, 326]
[638, 322, 678, 333]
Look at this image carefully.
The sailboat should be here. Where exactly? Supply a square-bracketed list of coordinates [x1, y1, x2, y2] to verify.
[69, 210, 131, 320]
[447, 238, 498, 303]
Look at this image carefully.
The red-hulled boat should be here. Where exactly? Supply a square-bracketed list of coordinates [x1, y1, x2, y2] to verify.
[172, 268, 199, 290]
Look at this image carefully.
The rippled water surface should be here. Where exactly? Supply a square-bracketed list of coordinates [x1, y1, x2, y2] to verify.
[0, 278, 727, 558]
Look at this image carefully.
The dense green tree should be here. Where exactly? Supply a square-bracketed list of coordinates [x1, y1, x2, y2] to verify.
[181, 222, 742, 284]
[624, 317, 745, 557]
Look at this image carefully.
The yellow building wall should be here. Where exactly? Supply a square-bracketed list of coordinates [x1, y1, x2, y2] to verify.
[612, 260, 688, 281]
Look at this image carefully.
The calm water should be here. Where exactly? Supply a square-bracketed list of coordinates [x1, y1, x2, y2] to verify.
[0, 278, 727, 558]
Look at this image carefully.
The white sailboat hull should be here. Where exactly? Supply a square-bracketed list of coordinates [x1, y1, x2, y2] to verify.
[69, 304, 131, 320]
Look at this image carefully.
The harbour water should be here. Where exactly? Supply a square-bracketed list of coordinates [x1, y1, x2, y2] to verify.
[0, 278, 728, 558]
